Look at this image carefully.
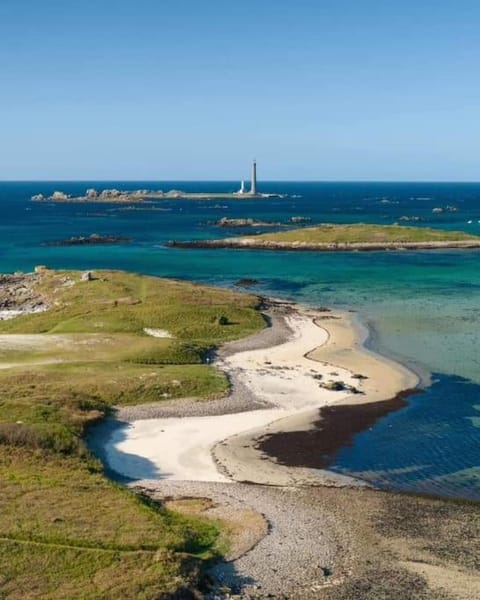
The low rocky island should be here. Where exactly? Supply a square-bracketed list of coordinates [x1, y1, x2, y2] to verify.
[31, 187, 285, 203]
[169, 223, 480, 252]
[215, 217, 282, 227]
[43, 233, 131, 247]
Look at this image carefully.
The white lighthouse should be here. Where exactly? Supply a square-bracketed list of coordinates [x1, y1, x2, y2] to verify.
[250, 159, 257, 195]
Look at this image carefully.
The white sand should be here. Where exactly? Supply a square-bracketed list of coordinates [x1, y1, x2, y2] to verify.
[105, 410, 282, 482]
[104, 313, 359, 482]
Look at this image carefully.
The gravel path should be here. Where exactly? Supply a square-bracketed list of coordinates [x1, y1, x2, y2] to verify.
[137, 480, 345, 599]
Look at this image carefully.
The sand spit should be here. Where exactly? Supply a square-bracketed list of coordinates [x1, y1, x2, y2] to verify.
[212, 306, 418, 487]
[104, 302, 417, 484]
[100, 300, 418, 486]
[100, 306, 375, 483]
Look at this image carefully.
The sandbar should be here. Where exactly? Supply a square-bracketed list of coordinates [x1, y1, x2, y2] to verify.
[100, 304, 418, 485]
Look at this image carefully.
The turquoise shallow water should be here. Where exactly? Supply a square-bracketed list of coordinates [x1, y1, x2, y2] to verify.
[1, 181, 479, 499]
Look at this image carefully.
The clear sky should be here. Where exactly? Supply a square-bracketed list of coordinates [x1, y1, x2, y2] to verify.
[1, 0, 479, 180]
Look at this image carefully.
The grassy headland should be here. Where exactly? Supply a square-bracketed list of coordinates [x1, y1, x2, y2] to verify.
[169, 223, 480, 251]
[0, 269, 264, 598]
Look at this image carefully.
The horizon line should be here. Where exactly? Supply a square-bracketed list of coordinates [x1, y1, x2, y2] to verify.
[2, 179, 480, 184]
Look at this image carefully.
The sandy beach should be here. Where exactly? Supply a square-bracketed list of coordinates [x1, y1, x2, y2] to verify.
[86, 300, 480, 598]
[100, 301, 418, 486]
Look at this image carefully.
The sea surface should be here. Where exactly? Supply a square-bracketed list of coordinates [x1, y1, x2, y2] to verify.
[1, 180, 479, 500]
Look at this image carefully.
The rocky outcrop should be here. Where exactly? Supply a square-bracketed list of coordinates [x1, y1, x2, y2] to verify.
[289, 216, 311, 223]
[216, 217, 282, 228]
[50, 191, 70, 201]
[43, 234, 131, 246]
[399, 216, 423, 222]
[432, 205, 458, 213]
[32, 188, 156, 203]
[0, 274, 49, 319]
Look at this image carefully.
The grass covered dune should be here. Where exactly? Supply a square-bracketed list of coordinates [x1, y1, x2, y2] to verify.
[0, 269, 264, 599]
[170, 223, 480, 251]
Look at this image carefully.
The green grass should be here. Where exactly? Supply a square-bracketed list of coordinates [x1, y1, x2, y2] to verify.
[0, 269, 263, 339]
[0, 448, 219, 599]
[0, 269, 265, 598]
[244, 223, 480, 244]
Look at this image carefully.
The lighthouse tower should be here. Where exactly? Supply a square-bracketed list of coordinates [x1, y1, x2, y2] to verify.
[250, 160, 257, 195]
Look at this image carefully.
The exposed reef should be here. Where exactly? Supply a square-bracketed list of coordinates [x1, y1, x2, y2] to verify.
[215, 217, 282, 228]
[43, 234, 131, 247]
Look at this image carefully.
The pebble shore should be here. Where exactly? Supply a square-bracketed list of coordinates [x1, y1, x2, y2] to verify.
[136, 480, 345, 599]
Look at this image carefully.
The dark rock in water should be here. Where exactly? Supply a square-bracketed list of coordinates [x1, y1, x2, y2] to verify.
[234, 278, 260, 288]
[43, 234, 131, 247]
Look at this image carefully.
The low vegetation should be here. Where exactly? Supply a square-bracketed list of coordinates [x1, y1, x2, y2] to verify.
[246, 223, 480, 244]
[0, 269, 264, 598]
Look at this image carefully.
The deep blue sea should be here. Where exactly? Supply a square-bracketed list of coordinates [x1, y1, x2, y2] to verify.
[1, 180, 479, 500]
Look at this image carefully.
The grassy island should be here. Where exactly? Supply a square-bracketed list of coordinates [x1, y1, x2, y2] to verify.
[0, 269, 264, 599]
[170, 223, 480, 251]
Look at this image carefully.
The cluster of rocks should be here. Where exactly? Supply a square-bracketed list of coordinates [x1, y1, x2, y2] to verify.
[43, 233, 131, 247]
[398, 215, 423, 222]
[216, 217, 282, 228]
[315, 375, 363, 394]
[289, 216, 311, 223]
[0, 274, 49, 319]
[216, 216, 311, 228]
[432, 205, 458, 213]
[31, 188, 159, 203]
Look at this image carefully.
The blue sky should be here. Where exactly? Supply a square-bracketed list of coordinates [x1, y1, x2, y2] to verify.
[1, 0, 479, 180]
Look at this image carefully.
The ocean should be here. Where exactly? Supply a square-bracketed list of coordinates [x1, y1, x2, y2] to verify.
[1, 180, 479, 500]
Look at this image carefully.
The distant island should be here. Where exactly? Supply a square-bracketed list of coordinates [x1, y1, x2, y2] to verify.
[215, 216, 311, 228]
[31, 187, 286, 203]
[216, 217, 282, 228]
[43, 234, 131, 247]
[169, 223, 480, 251]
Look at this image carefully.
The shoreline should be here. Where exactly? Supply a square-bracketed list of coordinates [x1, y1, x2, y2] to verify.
[211, 304, 419, 487]
[82, 297, 480, 598]
[93, 299, 419, 487]
[168, 238, 480, 251]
